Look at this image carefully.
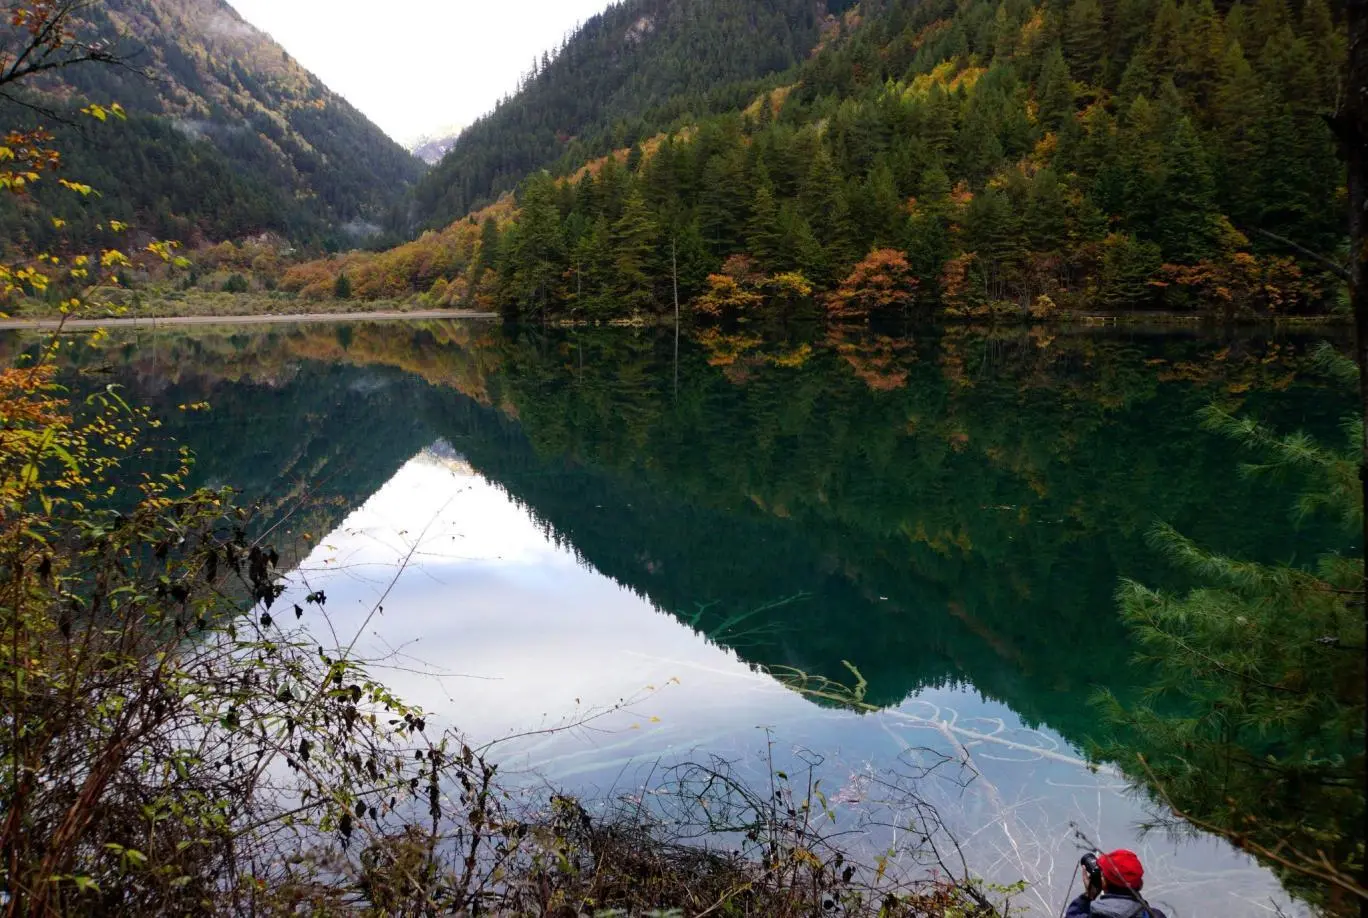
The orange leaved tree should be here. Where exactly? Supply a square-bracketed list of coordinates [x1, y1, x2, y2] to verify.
[826, 249, 920, 321]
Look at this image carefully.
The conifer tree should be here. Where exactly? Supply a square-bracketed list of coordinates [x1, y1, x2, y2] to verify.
[1109, 0, 1156, 73]
[1115, 49, 1157, 105]
[1036, 45, 1076, 133]
[610, 190, 660, 310]
[1147, 0, 1186, 77]
[746, 177, 784, 270]
[1212, 40, 1266, 229]
[1098, 398, 1366, 916]
[1118, 95, 1166, 242]
[500, 172, 566, 314]
[1025, 167, 1070, 254]
[473, 216, 501, 286]
[670, 217, 714, 302]
[570, 215, 613, 314]
[775, 203, 827, 279]
[1099, 232, 1162, 308]
[1063, 0, 1106, 81]
[1155, 113, 1219, 263]
[697, 144, 750, 255]
[861, 162, 905, 251]
[956, 90, 1007, 182]
[800, 148, 859, 277]
[1300, 0, 1345, 107]
[964, 184, 1026, 300]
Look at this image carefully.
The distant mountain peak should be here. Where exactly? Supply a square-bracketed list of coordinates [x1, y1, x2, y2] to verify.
[410, 128, 464, 165]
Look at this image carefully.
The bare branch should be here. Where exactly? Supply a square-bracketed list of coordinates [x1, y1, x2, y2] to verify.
[1245, 227, 1354, 284]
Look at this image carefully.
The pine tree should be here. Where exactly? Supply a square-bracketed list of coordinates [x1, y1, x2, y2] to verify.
[1109, 0, 1156, 73]
[570, 215, 613, 314]
[1156, 111, 1219, 263]
[907, 166, 954, 296]
[474, 216, 501, 285]
[670, 217, 714, 303]
[1300, 0, 1345, 107]
[863, 162, 906, 251]
[1097, 401, 1365, 917]
[1099, 232, 1162, 308]
[963, 184, 1026, 300]
[956, 89, 1007, 182]
[1036, 44, 1076, 133]
[1212, 39, 1266, 229]
[697, 144, 750, 256]
[1147, 0, 1186, 77]
[800, 147, 859, 279]
[746, 178, 784, 271]
[1063, 0, 1106, 81]
[1115, 49, 1157, 105]
[1025, 167, 1070, 254]
[775, 203, 827, 278]
[501, 171, 566, 314]
[610, 189, 660, 311]
[1119, 95, 1166, 243]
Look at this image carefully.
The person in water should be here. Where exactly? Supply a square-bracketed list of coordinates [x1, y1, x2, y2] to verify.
[1065, 849, 1168, 918]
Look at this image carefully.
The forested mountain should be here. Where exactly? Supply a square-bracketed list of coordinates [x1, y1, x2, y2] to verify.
[334, 0, 1350, 319]
[411, 0, 859, 229]
[0, 0, 423, 250]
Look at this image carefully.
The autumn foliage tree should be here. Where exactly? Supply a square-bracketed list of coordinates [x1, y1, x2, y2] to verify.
[827, 249, 920, 321]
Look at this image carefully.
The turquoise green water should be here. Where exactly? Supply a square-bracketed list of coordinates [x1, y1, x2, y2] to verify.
[15, 320, 1356, 915]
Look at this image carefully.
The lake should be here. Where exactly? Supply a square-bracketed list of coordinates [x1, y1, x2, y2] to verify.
[11, 319, 1357, 916]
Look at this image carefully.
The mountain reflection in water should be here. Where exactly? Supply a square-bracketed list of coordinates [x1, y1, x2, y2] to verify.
[11, 319, 1355, 916]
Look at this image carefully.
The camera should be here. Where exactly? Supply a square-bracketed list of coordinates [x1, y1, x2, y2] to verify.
[1081, 852, 1103, 890]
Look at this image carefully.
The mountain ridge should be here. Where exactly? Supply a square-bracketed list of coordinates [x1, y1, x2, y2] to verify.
[351, 0, 1351, 320]
[1, 0, 423, 250]
[411, 0, 857, 229]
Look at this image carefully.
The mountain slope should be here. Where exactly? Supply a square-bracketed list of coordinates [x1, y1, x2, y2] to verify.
[300, 0, 1348, 320]
[2, 0, 423, 249]
[412, 0, 857, 229]
[447, 0, 1350, 318]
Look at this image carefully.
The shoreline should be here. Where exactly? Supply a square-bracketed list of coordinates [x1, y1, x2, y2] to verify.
[0, 309, 498, 331]
[0, 308, 1350, 333]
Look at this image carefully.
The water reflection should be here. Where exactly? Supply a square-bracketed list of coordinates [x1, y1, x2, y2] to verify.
[10, 320, 1353, 915]
[283, 447, 1299, 915]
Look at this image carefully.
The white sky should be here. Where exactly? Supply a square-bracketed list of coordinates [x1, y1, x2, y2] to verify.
[226, 0, 614, 145]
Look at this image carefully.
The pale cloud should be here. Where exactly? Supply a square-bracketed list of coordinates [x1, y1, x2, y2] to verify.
[226, 0, 613, 145]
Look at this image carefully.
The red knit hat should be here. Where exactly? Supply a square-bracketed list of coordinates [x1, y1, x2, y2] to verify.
[1098, 849, 1144, 891]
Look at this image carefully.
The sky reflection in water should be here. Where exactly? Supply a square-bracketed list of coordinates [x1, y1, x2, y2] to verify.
[283, 447, 1299, 917]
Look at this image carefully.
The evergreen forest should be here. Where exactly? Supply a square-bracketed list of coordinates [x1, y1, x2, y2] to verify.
[313, 0, 1353, 320]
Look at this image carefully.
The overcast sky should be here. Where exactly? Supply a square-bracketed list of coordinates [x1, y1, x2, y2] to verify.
[226, 0, 613, 145]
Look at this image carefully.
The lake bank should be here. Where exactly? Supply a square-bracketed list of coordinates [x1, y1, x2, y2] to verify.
[0, 308, 497, 331]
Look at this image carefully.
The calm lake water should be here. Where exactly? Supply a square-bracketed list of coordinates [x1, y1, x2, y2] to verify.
[11, 320, 1357, 915]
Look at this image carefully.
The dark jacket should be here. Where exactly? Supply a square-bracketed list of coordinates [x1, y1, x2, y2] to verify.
[1065, 892, 1169, 918]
